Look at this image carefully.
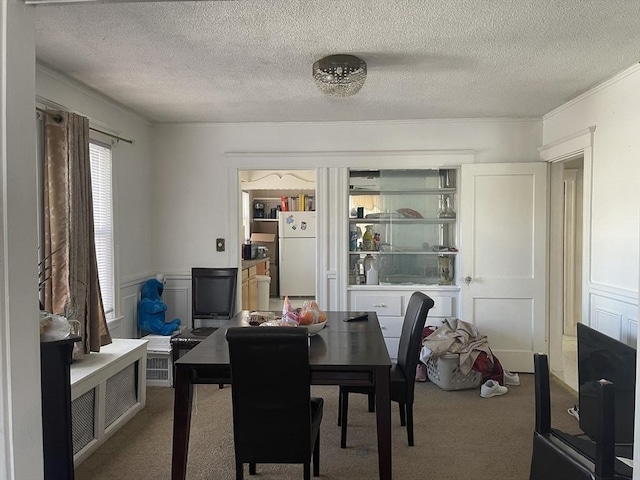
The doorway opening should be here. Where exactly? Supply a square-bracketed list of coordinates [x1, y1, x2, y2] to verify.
[552, 157, 584, 391]
[239, 170, 317, 312]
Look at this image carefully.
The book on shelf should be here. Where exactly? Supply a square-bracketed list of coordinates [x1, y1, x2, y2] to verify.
[281, 195, 315, 212]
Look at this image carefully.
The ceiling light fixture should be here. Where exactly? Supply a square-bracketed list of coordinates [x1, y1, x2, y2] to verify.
[312, 54, 367, 97]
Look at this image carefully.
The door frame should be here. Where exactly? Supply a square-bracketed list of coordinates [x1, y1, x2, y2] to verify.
[539, 126, 595, 376]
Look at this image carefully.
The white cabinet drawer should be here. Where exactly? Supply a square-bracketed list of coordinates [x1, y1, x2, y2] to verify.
[378, 316, 403, 338]
[352, 294, 403, 316]
[401, 293, 455, 318]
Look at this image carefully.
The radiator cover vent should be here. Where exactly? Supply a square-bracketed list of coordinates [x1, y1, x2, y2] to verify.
[105, 362, 138, 427]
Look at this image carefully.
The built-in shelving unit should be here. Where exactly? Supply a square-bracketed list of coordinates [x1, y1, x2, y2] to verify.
[347, 168, 460, 361]
[348, 169, 458, 287]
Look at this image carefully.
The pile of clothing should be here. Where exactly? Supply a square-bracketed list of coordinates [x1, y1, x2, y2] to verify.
[417, 318, 519, 397]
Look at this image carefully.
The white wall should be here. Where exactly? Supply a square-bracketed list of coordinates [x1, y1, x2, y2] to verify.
[544, 66, 640, 296]
[152, 119, 542, 274]
[1, 3, 42, 479]
[543, 66, 640, 340]
[543, 65, 640, 479]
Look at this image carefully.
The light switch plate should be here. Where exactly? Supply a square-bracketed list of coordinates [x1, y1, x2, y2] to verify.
[216, 238, 225, 251]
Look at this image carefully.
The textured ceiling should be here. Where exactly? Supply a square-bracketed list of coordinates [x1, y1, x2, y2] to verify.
[34, 0, 640, 123]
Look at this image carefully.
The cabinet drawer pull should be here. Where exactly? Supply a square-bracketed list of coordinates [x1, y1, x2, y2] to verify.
[372, 303, 387, 308]
[380, 326, 387, 330]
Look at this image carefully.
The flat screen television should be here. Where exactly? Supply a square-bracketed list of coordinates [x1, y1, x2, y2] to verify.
[192, 267, 238, 322]
[577, 322, 636, 444]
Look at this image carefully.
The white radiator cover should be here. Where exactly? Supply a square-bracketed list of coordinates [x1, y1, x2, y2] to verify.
[70, 339, 147, 466]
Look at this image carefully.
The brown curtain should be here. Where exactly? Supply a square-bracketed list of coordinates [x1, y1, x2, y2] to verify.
[42, 111, 112, 356]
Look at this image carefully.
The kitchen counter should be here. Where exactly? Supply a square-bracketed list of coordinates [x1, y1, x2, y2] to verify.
[242, 256, 270, 270]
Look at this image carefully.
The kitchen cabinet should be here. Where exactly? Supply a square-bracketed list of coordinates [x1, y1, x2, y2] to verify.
[242, 268, 249, 310]
[250, 229, 279, 297]
[241, 258, 270, 311]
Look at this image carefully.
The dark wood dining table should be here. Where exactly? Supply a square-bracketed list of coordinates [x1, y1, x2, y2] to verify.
[171, 310, 393, 480]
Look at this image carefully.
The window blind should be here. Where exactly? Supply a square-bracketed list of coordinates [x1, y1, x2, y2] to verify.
[89, 142, 115, 316]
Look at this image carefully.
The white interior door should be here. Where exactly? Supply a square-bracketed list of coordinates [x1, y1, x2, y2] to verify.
[460, 162, 548, 373]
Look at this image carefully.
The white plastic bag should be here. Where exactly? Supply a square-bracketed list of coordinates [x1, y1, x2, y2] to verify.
[40, 314, 73, 342]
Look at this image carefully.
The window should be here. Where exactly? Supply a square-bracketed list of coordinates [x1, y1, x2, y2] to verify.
[89, 141, 115, 317]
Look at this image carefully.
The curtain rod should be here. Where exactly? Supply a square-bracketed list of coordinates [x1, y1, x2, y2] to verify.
[36, 107, 134, 145]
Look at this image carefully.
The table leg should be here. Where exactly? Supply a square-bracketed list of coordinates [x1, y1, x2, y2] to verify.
[375, 365, 392, 480]
[170, 344, 180, 388]
[171, 365, 194, 480]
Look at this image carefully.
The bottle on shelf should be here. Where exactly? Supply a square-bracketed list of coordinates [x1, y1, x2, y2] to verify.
[374, 232, 381, 251]
[437, 194, 456, 219]
[438, 255, 455, 285]
[444, 195, 455, 218]
[364, 254, 378, 285]
[349, 224, 358, 251]
[354, 258, 365, 284]
[362, 225, 374, 251]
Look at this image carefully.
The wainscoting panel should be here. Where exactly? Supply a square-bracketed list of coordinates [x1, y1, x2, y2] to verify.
[121, 294, 138, 339]
[118, 274, 194, 338]
[626, 319, 638, 347]
[163, 280, 190, 329]
[119, 276, 148, 339]
[589, 291, 638, 346]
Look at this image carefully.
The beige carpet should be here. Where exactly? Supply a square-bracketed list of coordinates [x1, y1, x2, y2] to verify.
[75, 375, 579, 480]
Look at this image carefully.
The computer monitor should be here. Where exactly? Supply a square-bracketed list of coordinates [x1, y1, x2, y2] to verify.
[577, 322, 636, 444]
[192, 267, 238, 323]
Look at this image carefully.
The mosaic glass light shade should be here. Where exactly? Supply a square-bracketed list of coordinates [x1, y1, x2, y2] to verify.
[313, 54, 367, 97]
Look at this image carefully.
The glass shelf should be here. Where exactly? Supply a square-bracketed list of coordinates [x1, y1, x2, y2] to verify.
[349, 218, 455, 224]
[349, 251, 457, 255]
[349, 187, 456, 196]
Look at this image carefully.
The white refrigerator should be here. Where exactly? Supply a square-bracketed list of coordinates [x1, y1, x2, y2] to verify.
[278, 211, 316, 297]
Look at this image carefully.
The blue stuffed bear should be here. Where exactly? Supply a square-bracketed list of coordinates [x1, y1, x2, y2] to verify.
[137, 278, 181, 335]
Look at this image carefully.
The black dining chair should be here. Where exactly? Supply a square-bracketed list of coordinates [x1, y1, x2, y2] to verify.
[171, 267, 238, 387]
[529, 353, 632, 480]
[226, 327, 323, 480]
[338, 291, 435, 447]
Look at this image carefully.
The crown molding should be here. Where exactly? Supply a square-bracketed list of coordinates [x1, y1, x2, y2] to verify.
[157, 117, 541, 128]
[543, 63, 640, 120]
